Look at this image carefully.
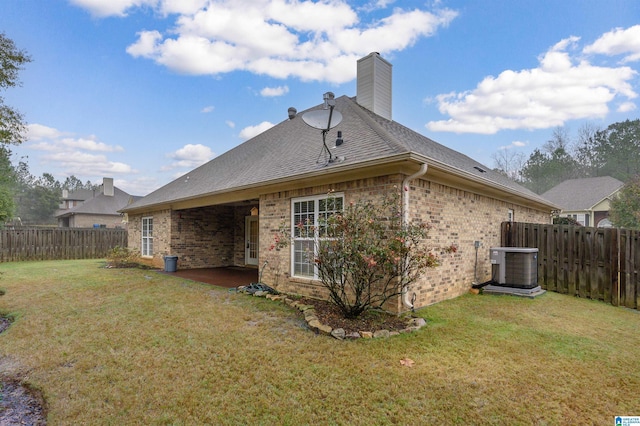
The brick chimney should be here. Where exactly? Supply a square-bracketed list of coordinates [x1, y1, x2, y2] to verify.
[103, 177, 114, 197]
[357, 52, 392, 121]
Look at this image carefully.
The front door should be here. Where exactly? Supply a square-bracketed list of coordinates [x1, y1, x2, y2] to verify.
[245, 216, 259, 266]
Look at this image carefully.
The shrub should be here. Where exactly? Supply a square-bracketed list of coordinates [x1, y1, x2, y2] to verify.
[105, 246, 141, 268]
[552, 216, 582, 226]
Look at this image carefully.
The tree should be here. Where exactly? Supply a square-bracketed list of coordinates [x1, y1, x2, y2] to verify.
[585, 119, 640, 182]
[62, 175, 99, 191]
[0, 32, 32, 146]
[275, 190, 450, 318]
[0, 146, 16, 223]
[520, 146, 579, 194]
[517, 126, 581, 194]
[0, 33, 30, 225]
[492, 149, 525, 181]
[609, 176, 640, 230]
[13, 162, 61, 225]
[573, 122, 602, 177]
[16, 174, 61, 225]
[543, 126, 572, 154]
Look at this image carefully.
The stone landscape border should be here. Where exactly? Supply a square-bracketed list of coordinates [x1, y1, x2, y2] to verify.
[237, 287, 427, 339]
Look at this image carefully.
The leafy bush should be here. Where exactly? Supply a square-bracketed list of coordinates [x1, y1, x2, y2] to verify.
[610, 175, 640, 230]
[552, 216, 582, 226]
[105, 246, 141, 268]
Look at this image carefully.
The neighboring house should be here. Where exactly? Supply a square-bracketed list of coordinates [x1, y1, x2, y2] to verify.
[541, 176, 624, 227]
[56, 177, 141, 228]
[59, 188, 95, 210]
[122, 53, 555, 312]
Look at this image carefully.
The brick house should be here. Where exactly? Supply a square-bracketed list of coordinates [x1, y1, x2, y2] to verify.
[56, 178, 140, 228]
[122, 53, 555, 312]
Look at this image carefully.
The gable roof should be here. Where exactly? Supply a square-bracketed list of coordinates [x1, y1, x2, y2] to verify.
[123, 95, 555, 214]
[57, 187, 140, 218]
[63, 188, 95, 202]
[540, 176, 624, 211]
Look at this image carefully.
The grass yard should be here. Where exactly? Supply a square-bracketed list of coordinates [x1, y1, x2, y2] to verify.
[0, 259, 639, 424]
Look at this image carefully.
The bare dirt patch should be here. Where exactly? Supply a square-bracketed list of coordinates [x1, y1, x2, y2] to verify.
[0, 318, 48, 425]
[0, 378, 47, 426]
[0, 316, 12, 335]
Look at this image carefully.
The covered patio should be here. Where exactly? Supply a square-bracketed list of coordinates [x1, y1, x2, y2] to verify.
[160, 267, 258, 289]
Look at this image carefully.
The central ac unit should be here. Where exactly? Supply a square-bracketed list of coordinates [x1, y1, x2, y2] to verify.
[490, 247, 538, 289]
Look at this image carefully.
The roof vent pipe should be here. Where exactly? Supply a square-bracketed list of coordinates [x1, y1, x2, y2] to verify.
[288, 107, 297, 119]
[322, 92, 335, 109]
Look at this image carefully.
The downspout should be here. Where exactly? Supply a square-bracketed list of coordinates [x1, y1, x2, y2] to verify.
[402, 163, 429, 311]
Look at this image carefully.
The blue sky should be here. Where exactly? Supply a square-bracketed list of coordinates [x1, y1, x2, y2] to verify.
[2, 0, 639, 195]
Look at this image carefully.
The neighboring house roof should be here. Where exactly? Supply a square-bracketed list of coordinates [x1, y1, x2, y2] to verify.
[57, 187, 140, 218]
[123, 95, 555, 214]
[541, 176, 624, 211]
[63, 188, 96, 202]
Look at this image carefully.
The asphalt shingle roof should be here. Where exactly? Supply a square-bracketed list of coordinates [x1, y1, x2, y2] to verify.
[540, 176, 624, 211]
[124, 95, 551, 212]
[57, 187, 140, 217]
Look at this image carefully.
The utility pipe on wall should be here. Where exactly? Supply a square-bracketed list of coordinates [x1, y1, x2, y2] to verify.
[401, 163, 429, 311]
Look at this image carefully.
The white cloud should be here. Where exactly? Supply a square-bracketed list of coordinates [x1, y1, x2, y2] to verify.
[618, 101, 637, 113]
[239, 121, 275, 140]
[23, 123, 135, 178]
[426, 35, 638, 134]
[225, 120, 235, 128]
[333, 8, 457, 54]
[119, 1, 457, 84]
[126, 30, 163, 57]
[70, 0, 207, 17]
[59, 136, 124, 152]
[159, 0, 208, 15]
[114, 176, 157, 196]
[69, 0, 156, 17]
[43, 151, 135, 175]
[360, 0, 396, 12]
[27, 123, 66, 140]
[201, 105, 215, 113]
[584, 25, 640, 63]
[162, 143, 215, 170]
[499, 141, 528, 150]
[260, 85, 289, 97]
[27, 124, 124, 152]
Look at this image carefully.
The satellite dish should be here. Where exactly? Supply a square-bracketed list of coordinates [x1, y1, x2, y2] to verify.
[302, 109, 343, 130]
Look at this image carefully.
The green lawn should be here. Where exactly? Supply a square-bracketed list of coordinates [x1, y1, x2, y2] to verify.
[0, 259, 638, 425]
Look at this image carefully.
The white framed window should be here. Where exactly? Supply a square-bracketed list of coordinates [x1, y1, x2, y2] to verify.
[574, 213, 589, 226]
[291, 193, 344, 278]
[508, 209, 514, 222]
[142, 217, 153, 257]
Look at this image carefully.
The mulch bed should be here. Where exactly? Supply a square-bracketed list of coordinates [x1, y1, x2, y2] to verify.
[298, 297, 410, 335]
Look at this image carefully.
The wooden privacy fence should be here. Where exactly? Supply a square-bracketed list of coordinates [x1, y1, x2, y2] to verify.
[501, 222, 640, 310]
[0, 228, 128, 262]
